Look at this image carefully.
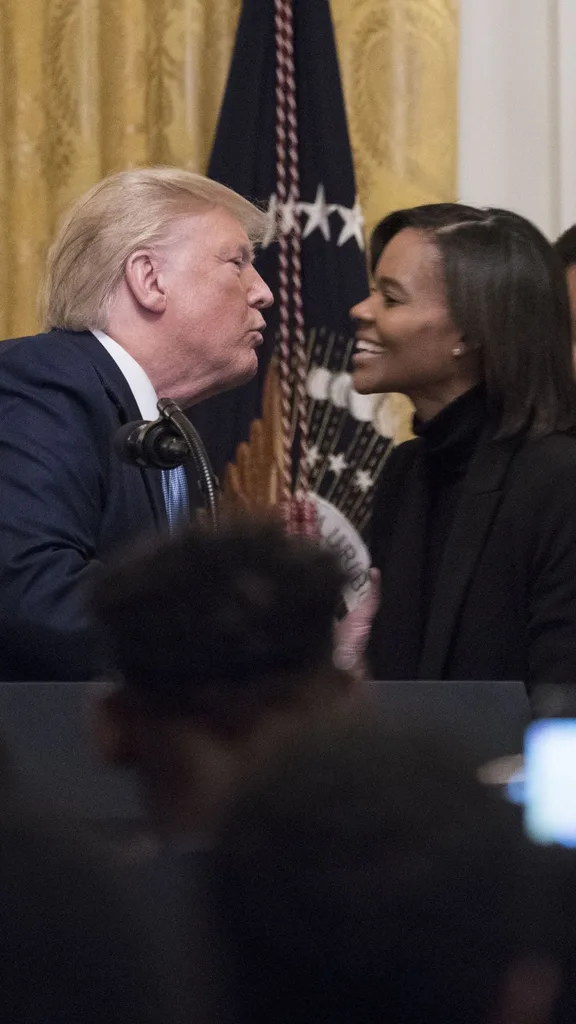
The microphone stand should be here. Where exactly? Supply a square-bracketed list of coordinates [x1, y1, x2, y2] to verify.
[156, 399, 220, 530]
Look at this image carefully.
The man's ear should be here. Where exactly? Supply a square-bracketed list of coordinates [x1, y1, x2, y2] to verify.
[90, 688, 140, 767]
[489, 957, 560, 1024]
[124, 249, 167, 314]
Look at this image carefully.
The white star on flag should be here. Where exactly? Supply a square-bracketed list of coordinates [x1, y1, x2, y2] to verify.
[307, 444, 321, 469]
[353, 469, 374, 494]
[299, 184, 331, 241]
[281, 195, 297, 234]
[335, 199, 365, 250]
[261, 188, 365, 250]
[328, 452, 348, 477]
[262, 193, 278, 249]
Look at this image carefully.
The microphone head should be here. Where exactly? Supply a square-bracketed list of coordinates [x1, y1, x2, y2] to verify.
[115, 420, 189, 469]
[114, 421, 147, 465]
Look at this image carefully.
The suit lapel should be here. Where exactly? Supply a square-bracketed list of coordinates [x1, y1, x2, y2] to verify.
[418, 435, 522, 679]
[137, 469, 167, 532]
[62, 331, 167, 530]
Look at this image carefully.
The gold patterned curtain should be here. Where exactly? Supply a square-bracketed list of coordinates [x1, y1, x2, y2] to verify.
[0, 0, 457, 341]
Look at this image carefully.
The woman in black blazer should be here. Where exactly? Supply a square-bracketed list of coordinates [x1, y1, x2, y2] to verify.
[352, 204, 576, 694]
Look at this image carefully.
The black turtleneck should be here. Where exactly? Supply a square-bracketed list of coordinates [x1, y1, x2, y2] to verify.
[412, 384, 488, 615]
[368, 384, 490, 680]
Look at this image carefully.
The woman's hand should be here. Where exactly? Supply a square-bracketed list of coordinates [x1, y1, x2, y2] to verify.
[333, 568, 381, 681]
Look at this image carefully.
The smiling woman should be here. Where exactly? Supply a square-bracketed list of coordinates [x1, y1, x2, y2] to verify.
[352, 227, 473, 418]
[354, 202, 576, 696]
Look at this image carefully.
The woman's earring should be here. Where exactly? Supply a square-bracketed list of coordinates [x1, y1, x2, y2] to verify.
[452, 346, 462, 357]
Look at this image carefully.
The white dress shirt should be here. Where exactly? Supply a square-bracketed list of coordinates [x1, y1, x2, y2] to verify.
[92, 329, 159, 421]
[93, 329, 190, 530]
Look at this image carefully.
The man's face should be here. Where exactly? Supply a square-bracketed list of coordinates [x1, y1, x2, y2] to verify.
[158, 208, 274, 404]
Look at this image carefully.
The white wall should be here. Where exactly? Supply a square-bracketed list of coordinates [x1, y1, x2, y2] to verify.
[557, 0, 576, 232]
[458, 0, 576, 239]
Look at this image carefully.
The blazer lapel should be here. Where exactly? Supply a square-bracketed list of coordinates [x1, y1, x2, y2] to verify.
[138, 468, 168, 531]
[418, 435, 522, 679]
[63, 331, 167, 530]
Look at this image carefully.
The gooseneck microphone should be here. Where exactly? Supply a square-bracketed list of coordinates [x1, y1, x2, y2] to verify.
[114, 418, 188, 470]
[115, 399, 219, 529]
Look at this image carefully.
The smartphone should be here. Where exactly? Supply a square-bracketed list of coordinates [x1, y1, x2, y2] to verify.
[524, 718, 576, 847]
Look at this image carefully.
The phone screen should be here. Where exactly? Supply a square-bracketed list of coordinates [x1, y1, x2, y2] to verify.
[524, 719, 576, 847]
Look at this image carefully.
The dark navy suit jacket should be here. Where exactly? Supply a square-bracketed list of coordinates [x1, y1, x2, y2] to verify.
[0, 329, 169, 680]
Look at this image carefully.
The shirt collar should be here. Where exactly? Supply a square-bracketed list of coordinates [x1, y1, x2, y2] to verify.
[92, 329, 159, 421]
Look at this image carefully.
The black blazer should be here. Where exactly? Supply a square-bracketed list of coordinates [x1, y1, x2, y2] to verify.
[369, 430, 576, 692]
[0, 330, 169, 680]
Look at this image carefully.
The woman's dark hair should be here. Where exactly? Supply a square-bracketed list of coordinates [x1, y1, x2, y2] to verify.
[371, 203, 576, 438]
[555, 223, 576, 269]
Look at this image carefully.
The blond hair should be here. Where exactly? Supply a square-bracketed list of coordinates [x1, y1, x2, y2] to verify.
[41, 167, 267, 331]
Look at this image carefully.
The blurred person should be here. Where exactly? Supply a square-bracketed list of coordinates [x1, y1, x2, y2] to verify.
[91, 520, 366, 1022]
[0, 801, 188, 1024]
[351, 204, 576, 691]
[91, 519, 357, 843]
[0, 167, 273, 681]
[212, 713, 559, 1024]
[524, 836, 576, 1024]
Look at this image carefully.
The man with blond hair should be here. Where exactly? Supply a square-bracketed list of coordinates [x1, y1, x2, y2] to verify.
[0, 167, 273, 680]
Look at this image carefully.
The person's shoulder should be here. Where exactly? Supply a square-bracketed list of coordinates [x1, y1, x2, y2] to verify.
[378, 437, 422, 480]
[516, 432, 576, 474]
[0, 329, 91, 367]
[0, 329, 108, 392]
[506, 433, 576, 510]
[0, 330, 123, 441]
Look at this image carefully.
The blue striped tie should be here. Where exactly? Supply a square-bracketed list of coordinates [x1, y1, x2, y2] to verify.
[162, 465, 189, 532]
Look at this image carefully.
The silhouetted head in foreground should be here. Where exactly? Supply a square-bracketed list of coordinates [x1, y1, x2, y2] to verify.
[93, 519, 357, 839]
[212, 713, 559, 1024]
